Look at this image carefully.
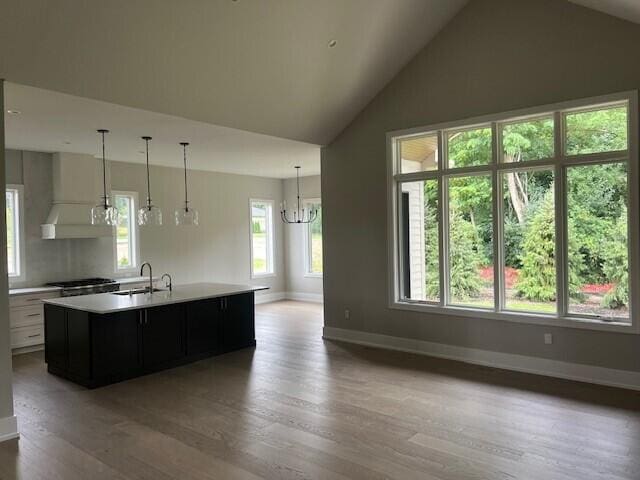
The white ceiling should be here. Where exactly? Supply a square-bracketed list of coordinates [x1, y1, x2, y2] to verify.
[0, 0, 469, 145]
[4, 82, 320, 179]
[569, 0, 640, 24]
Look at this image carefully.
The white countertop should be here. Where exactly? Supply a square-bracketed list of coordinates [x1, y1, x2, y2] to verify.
[43, 282, 268, 314]
[9, 276, 158, 297]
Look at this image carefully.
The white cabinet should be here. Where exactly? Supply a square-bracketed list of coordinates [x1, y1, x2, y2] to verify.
[9, 291, 60, 353]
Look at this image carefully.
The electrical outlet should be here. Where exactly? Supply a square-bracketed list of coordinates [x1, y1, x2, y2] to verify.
[544, 333, 553, 345]
[344, 309, 350, 320]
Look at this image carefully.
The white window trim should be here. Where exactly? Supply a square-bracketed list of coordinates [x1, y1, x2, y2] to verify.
[303, 197, 323, 278]
[6, 184, 25, 283]
[112, 190, 140, 274]
[249, 198, 276, 278]
[387, 91, 640, 334]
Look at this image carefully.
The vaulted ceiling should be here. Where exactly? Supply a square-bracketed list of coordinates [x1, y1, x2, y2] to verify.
[0, 0, 469, 146]
[569, 0, 640, 25]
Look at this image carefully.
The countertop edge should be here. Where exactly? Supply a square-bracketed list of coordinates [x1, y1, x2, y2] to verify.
[43, 284, 269, 314]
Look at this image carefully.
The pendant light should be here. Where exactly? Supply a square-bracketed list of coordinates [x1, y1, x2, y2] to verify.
[137, 136, 162, 226]
[91, 129, 118, 226]
[175, 142, 199, 226]
[280, 166, 317, 224]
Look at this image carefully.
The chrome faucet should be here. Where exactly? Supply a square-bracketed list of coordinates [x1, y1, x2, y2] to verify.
[140, 262, 154, 294]
[161, 273, 172, 292]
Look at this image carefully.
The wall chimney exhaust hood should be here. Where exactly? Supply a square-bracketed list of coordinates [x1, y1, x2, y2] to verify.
[41, 153, 113, 239]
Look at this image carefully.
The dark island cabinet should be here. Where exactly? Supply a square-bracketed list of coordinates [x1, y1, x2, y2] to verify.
[219, 292, 255, 353]
[44, 292, 255, 388]
[143, 304, 185, 369]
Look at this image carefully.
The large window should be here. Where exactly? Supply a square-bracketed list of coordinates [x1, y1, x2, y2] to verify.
[6, 185, 24, 280]
[390, 93, 637, 330]
[250, 199, 275, 277]
[304, 199, 323, 276]
[113, 191, 139, 272]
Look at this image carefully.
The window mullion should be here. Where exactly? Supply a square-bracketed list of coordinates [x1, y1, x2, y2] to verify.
[554, 111, 568, 317]
[438, 130, 447, 306]
[491, 122, 502, 312]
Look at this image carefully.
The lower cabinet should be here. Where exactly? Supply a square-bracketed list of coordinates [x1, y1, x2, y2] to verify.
[45, 292, 255, 388]
[219, 293, 255, 353]
[143, 304, 185, 369]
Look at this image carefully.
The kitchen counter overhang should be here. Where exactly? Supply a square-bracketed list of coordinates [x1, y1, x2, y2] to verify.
[43, 282, 268, 314]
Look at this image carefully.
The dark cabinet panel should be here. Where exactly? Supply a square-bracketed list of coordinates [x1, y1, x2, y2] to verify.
[219, 293, 255, 352]
[92, 310, 141, 379]
[44, 304, 67, 368]
[142, 304, 185, 369]
[186, 299, 221, 356]
[66, 309, 91, 379]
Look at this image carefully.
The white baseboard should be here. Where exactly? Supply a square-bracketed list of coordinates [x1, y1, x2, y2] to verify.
[0, 415, 18, 443]
[255, 292, 287, 304]
[255, 292, 323, 304]
[323, 326, 640, 391]
[285, 292, 323, 303]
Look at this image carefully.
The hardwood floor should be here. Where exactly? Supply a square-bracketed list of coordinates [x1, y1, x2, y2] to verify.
[1, 300, 640, 479]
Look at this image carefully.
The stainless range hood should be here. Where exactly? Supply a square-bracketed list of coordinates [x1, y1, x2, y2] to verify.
[41, 152, 113, 239]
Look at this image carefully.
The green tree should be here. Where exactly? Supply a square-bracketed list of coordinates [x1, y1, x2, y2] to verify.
[601, 207, 628, 309]
[516, 192, 584, 301]
[444, 213, 483, 299]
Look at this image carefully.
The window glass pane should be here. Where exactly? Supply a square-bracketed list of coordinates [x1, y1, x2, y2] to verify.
[447, 175, 493, 308]
[502, 169, 556, 313]
[251, 201, 273, 275]
[399, 134, 438, 173]
[567, 162, 629, 321]
[400, 180, 439, 302]
[447, 127, 492, 168]
[6, 191, 16, 276]
[502, 117, 554, 163]
[565, 105, 627, 155]
[115, 195, 134, 269]
[307, 202, 323, 274]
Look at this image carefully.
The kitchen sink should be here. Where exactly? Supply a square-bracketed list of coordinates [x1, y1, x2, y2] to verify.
[112, 287, 167, 296]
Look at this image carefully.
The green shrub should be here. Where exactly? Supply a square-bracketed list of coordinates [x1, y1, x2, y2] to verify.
[443, 213, 482, 299]
[515, 194, 556, 301]
[516, 192, 583, 301]
[601, 207, 628, 309]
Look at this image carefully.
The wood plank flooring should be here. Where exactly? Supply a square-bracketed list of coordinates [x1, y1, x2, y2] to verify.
[1, 300, 640, 479]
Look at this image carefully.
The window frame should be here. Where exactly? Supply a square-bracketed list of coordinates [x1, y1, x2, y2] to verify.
[249, 198, 276, 278]
[112, 190, 140, 274]
[387, 91, 639, 334]
[303, 197, 323, 278]
[6, 184, 25, 283]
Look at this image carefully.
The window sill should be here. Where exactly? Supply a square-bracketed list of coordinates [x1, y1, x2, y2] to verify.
[390, 300, 638, 334]
[252, 272, 276, 279]
[304, 273, 323, 279]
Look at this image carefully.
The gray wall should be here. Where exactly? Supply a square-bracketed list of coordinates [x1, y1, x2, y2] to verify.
[6, 150, 286, 297]
[321, 0, 640, 372]
[0, 82, 15, 427]
[283, 175, 323, 297]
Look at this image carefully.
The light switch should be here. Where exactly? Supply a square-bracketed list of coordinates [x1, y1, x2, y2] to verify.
[544, 333, 553, 345]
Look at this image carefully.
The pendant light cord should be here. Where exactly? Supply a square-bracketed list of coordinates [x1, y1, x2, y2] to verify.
[182, 143, 189, 212]
[144, 137, 152, 210]
[98, 129, 109, 207]
[296, 166, 301, 220]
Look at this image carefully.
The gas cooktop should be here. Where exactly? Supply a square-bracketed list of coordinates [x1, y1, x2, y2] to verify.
[46, 278, 119, 297]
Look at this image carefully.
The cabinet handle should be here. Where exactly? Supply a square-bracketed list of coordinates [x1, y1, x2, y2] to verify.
[27, 334, 41, 338]
[27, 313, 41, 317]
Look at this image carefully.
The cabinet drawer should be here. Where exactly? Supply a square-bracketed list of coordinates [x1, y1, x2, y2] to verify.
[10, 305, 44, 329]
[10, 292, 59, 308]
[11, 325, 45, 348]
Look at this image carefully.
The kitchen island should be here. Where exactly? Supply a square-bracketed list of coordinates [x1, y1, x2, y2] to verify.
[43, 283, 267, 388]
